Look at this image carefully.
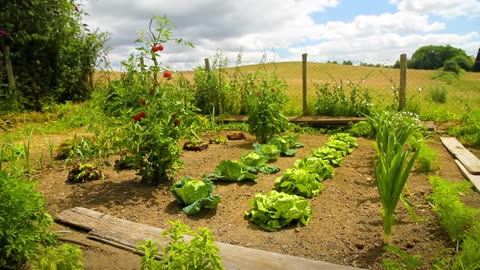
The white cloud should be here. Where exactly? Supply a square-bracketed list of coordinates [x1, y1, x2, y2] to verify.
[79, 0, 479, 70]
[390, 0, 480, 18]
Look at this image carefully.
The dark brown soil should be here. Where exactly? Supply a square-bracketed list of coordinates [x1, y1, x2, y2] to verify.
[28, 131, 479, 270]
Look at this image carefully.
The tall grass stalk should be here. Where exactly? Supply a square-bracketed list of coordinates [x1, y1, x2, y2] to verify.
[369, 111, 421, 244]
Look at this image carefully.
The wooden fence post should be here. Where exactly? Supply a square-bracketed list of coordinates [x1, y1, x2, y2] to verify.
[302, 53, 307, 115]
[204, 58, 211, 72]
[399, 53, 407, 111]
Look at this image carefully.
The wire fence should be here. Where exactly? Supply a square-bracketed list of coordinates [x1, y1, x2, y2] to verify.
[181, 53, 415, 116]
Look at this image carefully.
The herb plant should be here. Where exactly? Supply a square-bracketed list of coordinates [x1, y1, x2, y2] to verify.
[0, 171, 56, 268]
[136, 220, 224, 270]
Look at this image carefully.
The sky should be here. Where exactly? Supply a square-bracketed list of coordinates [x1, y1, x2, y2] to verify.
[79, 0, 480, 71]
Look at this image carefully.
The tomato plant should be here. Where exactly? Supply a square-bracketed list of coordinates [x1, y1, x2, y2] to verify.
[106, 15, 197, 185]
[247, 73, 289, 143]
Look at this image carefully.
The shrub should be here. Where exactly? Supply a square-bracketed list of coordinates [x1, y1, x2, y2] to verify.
[247, 73, 289, 143]
[429, 84, 448, 104]
[0, 170, 56, 268]
[312, 80, 373, 117]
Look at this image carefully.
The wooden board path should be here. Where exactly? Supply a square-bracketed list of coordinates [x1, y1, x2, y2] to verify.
[441, 137, 480, 175]
[454, 160, 480, 192]
[56, 207, 365, 270]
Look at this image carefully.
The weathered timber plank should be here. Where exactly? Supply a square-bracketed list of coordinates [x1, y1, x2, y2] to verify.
[56, 207, 365, 270]
[216, 115, 366, 127]
[441, 137, 480, 175]
[455, 160, 480, 192]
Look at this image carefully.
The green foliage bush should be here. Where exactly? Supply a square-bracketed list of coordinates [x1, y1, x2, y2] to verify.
[429, 84, 449, 103]
[312, 80, 373, 117]
[449, 110, 480, 148]
[31, 244, 84, 270]
[408, 45, 472, 70]
[247, 74, 289, 143]
[0, 171, 56, 268]
[0, 0, 108, 112]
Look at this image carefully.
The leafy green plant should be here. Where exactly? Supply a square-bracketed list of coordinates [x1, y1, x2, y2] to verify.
[31, 244, 84, 270]
[209, 160, 258, 182]
[136, 220, 224, 270]
[67, 163, 104, 183]
[114, 153, 139, 171]
[0, 170, 56, 268]
[311, 146, 344, 166]
[381, 245, 422, 270]
[240, 151, 280, 174]
[368, 111, 421, 244]
[245, 190, 313, 232]
[312, 80, 373, 116]
[55, 135, 98, 162]
[428, 176, 479, 245]
[449, 110, 480, 148]
[170, 177, 221, 215]
[247, 73, 289, 143]
[274, 168, 324, 198]
[253, 143, 281, 161]
[415, 142, 439, 173]
[293, 156, 334, 180]
[266, 134, 303, 157]
[452, 223, 480, 270]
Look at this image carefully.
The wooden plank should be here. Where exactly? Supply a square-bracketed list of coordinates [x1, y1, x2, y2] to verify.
[441, 137, 480, 175]
[455, 160, 480, 192]
[216, 115, 366, 127]
[56, 208, 365, 270]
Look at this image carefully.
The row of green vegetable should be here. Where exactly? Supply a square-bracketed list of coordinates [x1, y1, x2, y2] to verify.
[169, 134, 304, 215]
[244, 132, 358, 232]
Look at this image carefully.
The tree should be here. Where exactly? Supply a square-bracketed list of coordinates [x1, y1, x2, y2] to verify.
[0, 0, 108, 112]
[408, 45, 473, 71]
[473, 48, 480, 72]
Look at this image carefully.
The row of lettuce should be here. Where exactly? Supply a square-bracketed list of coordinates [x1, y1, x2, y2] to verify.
[170, 132, 358, 232]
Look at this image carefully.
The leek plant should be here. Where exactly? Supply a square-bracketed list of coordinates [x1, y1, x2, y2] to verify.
[369, 111, 421, 244]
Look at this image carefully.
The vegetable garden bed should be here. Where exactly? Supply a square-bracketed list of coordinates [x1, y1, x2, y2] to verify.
[35, 131, 479, 269]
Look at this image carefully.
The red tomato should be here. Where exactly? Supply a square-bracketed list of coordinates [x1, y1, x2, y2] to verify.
[163, 71, 172, 78]
[151, 44, 164, 52]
